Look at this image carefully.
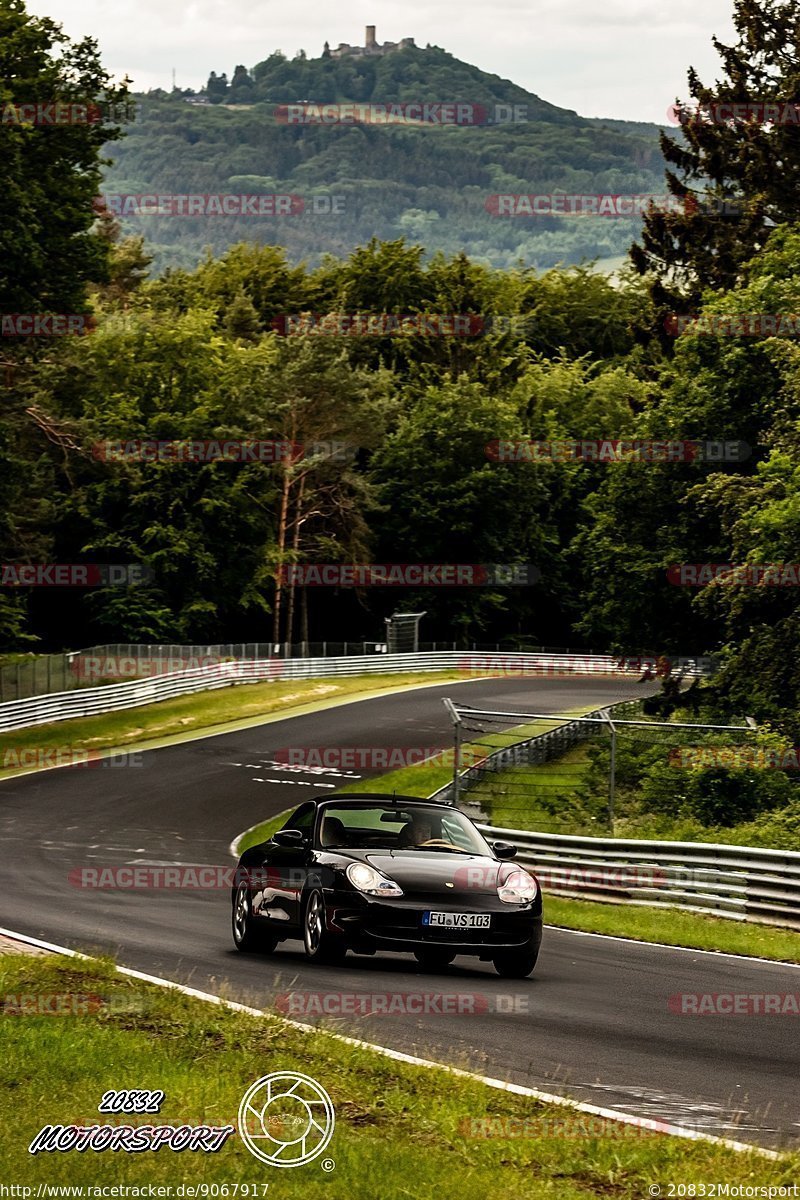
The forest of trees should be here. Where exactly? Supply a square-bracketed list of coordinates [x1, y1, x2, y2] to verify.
[3, 0, 800, 754]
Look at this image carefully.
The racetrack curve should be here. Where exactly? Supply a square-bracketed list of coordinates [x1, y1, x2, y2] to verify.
[1, 675, 797, 1151]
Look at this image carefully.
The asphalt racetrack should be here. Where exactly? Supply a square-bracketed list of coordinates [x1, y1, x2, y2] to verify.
[1, 676, 798, 1149]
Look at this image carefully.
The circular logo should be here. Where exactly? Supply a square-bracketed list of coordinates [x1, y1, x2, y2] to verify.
[237, 1072, 335, 1168]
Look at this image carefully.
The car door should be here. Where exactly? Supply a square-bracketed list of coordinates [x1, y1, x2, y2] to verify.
[258, 802, 315, 928]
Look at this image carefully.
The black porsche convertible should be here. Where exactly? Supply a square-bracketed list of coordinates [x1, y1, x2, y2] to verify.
[231, 794, 542, 977]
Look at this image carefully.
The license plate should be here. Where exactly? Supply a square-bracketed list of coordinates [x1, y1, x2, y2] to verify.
[422, 912, 491, 929]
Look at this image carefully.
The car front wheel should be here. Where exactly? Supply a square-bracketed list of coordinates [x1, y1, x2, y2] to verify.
[302, 889, 346, 965]
[492, 943, 539, 978]
[232, 880, 278, 953]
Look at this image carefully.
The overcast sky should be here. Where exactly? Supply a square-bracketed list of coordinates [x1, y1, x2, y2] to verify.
[28, 0, 737, 124]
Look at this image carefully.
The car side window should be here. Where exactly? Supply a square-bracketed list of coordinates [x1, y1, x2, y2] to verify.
[282, 803, 315, 834]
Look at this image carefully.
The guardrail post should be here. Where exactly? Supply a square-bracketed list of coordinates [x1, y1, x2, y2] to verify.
[442, 697, 462, 806]
[609, 722, 616, 833]
[599, 708, 617, 833]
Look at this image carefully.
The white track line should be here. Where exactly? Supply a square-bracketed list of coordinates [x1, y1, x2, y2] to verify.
[0, 924, 782, 1160]
[544, 924, 800, 968]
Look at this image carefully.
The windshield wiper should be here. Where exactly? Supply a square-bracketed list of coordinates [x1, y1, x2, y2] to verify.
[404, 845, 472, 854]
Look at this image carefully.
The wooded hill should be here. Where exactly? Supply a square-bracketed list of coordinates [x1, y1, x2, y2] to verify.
[103, 44, 669, 272]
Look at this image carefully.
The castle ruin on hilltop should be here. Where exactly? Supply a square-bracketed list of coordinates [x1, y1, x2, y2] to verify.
[324, 27, 415, 60]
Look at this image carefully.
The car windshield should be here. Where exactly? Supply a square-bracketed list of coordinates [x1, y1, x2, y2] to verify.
[316, 803, 491, 854]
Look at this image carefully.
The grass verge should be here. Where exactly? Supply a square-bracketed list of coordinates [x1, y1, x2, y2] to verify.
[0, 953, 795, 1197]
[235, 809, 295, 855]
[0, 671, 466, 779]
[466, 743, 598, 832]
[545, 896, 800, 963]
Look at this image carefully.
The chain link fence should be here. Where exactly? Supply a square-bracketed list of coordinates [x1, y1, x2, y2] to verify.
[437, 701, 773, 835]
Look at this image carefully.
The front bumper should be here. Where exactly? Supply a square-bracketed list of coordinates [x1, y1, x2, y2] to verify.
[326, 891, 542, 956]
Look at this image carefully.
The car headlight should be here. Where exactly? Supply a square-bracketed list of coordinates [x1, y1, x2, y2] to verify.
[346, 862, 403, 898]
[497, 867, 538, 904]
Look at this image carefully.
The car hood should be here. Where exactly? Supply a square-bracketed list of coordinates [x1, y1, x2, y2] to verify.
[340, 848, 503, 896]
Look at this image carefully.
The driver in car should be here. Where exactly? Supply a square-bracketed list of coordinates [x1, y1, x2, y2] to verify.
[397, 815, 434, 848]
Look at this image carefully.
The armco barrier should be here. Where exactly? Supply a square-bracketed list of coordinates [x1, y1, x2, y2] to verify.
[0, 651, 696, 734]
[428, 699, 799, 931]
[472, 825, 800, 931]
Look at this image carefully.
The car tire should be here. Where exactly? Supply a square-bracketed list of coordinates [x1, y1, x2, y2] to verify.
[232, 880, 278, 953]
[492, 944, 539, 978]
[413, 949, 456, 971]
[302, 889, 346, 965]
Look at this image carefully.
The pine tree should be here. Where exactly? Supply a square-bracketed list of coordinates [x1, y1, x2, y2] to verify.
[224, 290, 262, 341]
[631, 0, 800, 314]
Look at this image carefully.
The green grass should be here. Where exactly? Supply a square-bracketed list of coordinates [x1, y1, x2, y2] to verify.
[546, 896, 800, 963]
[235, 808, 295, 854]
[471, 743, 597, 832]
[0, 954, 795, 1196]
[0, 671, 467, 778]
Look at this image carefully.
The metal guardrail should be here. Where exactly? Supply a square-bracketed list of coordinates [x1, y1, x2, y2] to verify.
[474, 825, 800, 931]
[427, 698, 800, 931]
[0, 640, 628, 702]
[1, 641, 713, 702]
[0, 651, 688, 734]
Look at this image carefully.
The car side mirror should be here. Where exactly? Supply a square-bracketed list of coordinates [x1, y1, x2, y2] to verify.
[492, 841, 517, 860]
[272, 828, 305, 846]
